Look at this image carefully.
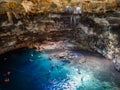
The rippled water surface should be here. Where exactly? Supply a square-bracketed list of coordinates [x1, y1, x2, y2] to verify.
[0, 48, 120, 90]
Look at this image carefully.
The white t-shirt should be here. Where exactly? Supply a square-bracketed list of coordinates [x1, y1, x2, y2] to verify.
[74, 6, 82, 14]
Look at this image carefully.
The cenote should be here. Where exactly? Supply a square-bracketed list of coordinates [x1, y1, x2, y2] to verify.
[0, 48, 120, 90]
[0, 0, 120, 89]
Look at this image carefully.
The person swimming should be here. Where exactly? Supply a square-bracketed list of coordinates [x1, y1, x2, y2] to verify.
[78, 68, 81, 74]
[52, 64, 54, 70]
[81, 77, 84, 83]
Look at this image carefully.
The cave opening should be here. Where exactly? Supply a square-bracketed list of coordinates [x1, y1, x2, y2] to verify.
[0, 0, 120, 90]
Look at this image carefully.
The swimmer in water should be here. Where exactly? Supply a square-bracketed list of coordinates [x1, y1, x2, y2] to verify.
[29, 59, 33, 62]
[52, 64, 54, 70]
[7, 71, 11, 76]
[56, 65, 59, 69]
[81, 77, 84, 82]
[48, 57, 52, 61]
[4, 78, 10, 83]
[78, 68, 81, 74]
[31, 54, 33, 57]
[48, 70, 51, 73]
[51, 79, 56, 83]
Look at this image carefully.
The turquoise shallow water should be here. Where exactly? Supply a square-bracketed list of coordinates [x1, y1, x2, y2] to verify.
[0, 48, 120, 90]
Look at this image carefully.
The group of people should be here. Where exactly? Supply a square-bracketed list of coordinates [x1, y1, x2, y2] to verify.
[65, 4, 82, 15]
[65, 4, 82, 27]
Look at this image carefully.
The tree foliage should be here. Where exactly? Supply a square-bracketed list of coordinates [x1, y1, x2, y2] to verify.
[0, 0, 119, 14]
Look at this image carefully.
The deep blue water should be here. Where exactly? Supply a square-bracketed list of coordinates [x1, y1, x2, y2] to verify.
[0, 48, 120, 90]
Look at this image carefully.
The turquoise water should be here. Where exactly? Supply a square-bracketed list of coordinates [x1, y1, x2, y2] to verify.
[0, 48, 120, 90]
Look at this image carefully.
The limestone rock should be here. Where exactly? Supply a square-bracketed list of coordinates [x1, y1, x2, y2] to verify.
[7, 41, 16, 46]
[94, 18, 110, 27]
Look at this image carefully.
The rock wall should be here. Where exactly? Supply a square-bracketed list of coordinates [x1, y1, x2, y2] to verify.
[74, 13, 120, 71]
[0, 14, 72, 54]
[0, 13, 120, 71]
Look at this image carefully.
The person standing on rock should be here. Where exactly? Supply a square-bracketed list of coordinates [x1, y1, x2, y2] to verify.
[65, 5, 73, 14]
[71, 3, 82, 28]
[65, 5, 73, 28]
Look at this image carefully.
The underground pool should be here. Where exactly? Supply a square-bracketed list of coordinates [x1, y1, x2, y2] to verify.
[0, 48, 120, 90]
